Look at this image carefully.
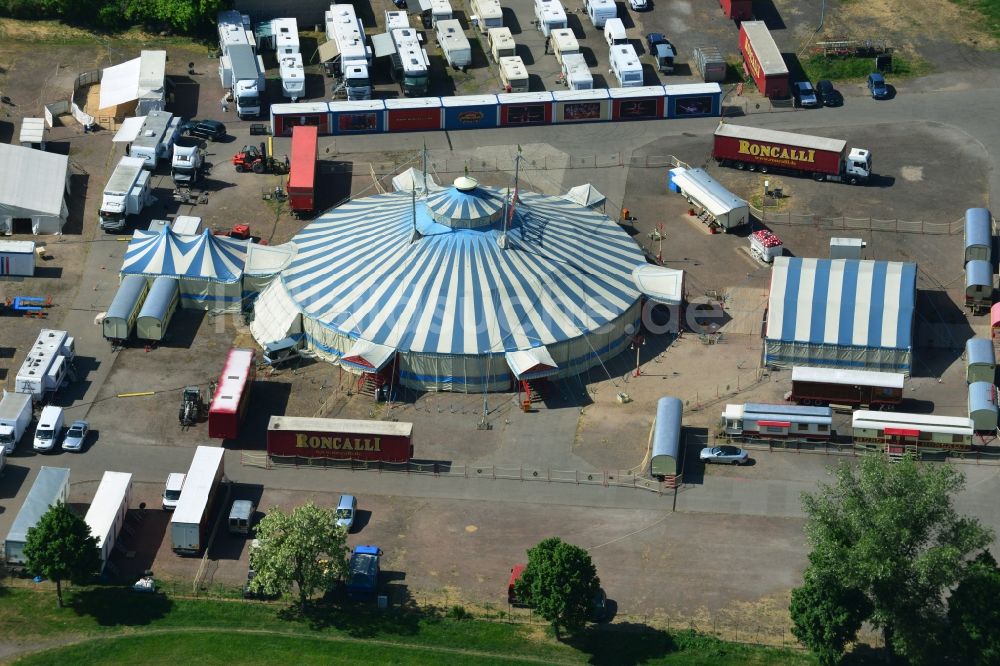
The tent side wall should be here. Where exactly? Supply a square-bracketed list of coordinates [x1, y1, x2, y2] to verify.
[763, 339, 912, 376]
[136, 276, 179, 341]
[103, 275, 149, 340]
[178, 278, 243, 310]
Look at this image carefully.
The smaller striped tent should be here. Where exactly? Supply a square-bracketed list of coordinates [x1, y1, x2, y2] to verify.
[764, 257, 917, 375]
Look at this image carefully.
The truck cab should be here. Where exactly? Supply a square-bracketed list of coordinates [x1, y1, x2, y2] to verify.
[846, 148, 872, 182]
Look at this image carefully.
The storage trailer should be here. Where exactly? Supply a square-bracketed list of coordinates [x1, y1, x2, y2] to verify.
[694, 46, 727, 82]
[5, 467, 70, 565]
[103, 274, 150, 343]
[170, 446, 225, 554]
[789, 366, 904, 408]
[739, 21, 788, 98]
[208, 348, 256, 440]
[99, 156, 153, 232]
[650, 396, 682, 479]
[964, 207, 992, 264]
[0, 240, 36, 276]
[83, 471, 133, 570]
[288, 125, 318, 215]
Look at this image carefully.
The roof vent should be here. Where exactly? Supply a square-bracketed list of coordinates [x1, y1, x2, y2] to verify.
[454, 176, 478, 191]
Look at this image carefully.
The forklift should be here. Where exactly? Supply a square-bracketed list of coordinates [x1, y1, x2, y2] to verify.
[232, 137, 288, 174]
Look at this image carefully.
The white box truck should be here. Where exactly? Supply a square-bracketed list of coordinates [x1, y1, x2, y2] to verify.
[84, 471, 133, 570]
[534, 0, 568, 36]
[0, 391, 32, 454]
[436, 19, 471, 70]
[610, 44, 643, 87]
[5, 466, 71, 566]
[170, 446, 226, 554]
[15, 329, 75, 403]
[586, 0, 616, 28]
[100, 156, 153, 233]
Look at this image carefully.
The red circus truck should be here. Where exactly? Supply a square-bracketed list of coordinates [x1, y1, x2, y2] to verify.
[266, 416, 413, 463]
[208, 348, 256, 440]
[712, 123, 872, 184]
[720, 0, 752, 20]
[287, 125, 317, 216]
[739, 21, 788, 98]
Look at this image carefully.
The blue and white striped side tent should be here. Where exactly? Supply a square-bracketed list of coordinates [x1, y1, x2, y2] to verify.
[764, 257, 917, 375]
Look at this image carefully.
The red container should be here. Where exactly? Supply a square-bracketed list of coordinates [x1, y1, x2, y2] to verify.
[288, 125, 318, 214]
[266, 416, 414, 463]
[739, 21, 789, 98]
[208, 348, 256, 440]
[720, 0, 752, 20]
[386, 107, 442, 132]
[712, 125, 846, 176]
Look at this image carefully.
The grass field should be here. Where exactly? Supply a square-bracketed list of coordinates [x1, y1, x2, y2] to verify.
[950, 0, 1000, 39]
[801, 55, 931, 82]
[0, 587, 814, 665]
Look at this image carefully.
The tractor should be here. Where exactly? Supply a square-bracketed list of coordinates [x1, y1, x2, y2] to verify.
[232, 141, 288, 174]
[179, 386, 206, 427]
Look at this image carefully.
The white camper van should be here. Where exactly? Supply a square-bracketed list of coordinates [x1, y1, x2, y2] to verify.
[609, 44, 643, 87]
[586, 0, 616, 28]
[604, 18, 627, 46]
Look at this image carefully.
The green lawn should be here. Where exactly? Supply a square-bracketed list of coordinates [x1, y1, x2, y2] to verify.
[950, 0, 1000, 39]
[0, 587, 814, 665]
[800, 54, 930, 82]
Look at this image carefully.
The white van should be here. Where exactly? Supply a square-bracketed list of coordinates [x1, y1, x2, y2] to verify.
[586, 0, 616, 28]
[33, 405, 64, 453]
[609, 44, 643, 87]
[162, 472, 186, 510]
[604, 18, 627, 46]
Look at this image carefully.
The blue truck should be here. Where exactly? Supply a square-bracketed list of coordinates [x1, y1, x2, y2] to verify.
[346, 545, 382, 597]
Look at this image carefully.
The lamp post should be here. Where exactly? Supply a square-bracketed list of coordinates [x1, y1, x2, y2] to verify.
[630, 334, 645, 377]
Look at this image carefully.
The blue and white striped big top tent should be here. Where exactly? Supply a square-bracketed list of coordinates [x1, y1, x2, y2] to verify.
[764, 256, 917, 375]
[120, 227, 249, 310]
[251, 176, 648, 392]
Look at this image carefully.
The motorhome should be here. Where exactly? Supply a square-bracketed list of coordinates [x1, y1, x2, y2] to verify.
[128, 111, 181, 169]
[436, 19, 471, 70]
[15, 329, 75, 403]
[534, 0, 567, 36]
[325, 4, 373, 100]
[217, 11, 265, 117]
[609, 44, 643, 87]
[499, 56, 529, 92]
[389, 28, 431, 96]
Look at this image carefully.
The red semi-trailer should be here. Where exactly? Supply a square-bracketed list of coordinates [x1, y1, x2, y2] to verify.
[208, 348, 256, 440]
[712, 123, 872, 184]
[266, 416, 414, 463]
[789, 367, 904, 409]
[288, 125, 317, 215]
[739, 21, 789, 98]
[720, 0, 752, 20]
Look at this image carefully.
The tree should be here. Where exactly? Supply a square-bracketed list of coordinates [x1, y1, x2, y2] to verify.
[23, 502, 100, 608]
[514, 537, 600, 638]
[798, 454, 993, 663]
[947, 551, 1000, 665]
[790, 565, 871, 666]
[249, 502, 348, 612]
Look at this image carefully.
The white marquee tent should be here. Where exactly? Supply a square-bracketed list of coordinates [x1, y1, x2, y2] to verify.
[0, 143, 70, 235]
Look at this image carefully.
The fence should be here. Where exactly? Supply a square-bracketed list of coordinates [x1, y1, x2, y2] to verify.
[751, 205, 964, 235]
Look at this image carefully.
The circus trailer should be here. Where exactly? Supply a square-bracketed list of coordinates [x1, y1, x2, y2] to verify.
[288, 125, 318, 215]
[329, 100, 386, 134]
[442, 95, 499, 130]
[385, 97, 443, 132]
[267, 416, 413, 462]
[739, 21, 788, 98]
[498, 92, 553, 126]
[665, 83, 722, 118]
[609, 87, 666, 120]
[270, 102, 331, 137]
[208, 348, 256, 440]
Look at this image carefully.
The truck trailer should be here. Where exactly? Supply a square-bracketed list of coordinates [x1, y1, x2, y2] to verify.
[0, 391, 32, 453]
[712, 123, 872, 184]
[5, 467, 70, 565]
[170, 446, 225, 554]
[720, 0, 752, 20]
[83, 471, 133, 570]
[100, 156, 153, 232]
[739, 21, 788, 98]
[789, 366, 904, 409]
[288, 125, 318, 215]
[15, 329, 75, 403]
[266, 416, 414, 462]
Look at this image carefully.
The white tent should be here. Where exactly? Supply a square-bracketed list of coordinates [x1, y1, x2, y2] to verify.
[250, 279, 303, 346]
[562, 184, 606, 211]
[392, 168, 441, 195]
[0, 143, 70, 235]
[244, 242, 298, 295]
[669, 167, 749, 230]
[99, 50, 167, 113]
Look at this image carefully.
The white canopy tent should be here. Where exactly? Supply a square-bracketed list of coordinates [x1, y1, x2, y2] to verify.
[112, 116, 147, 144]
[506, 346, 559, 380]
[0, 143, 70, 235]
[250, 279, 303, 345]
[562, 184, 606, 211]
[392, 168, 442, 195]
[244, 242, 297, 295]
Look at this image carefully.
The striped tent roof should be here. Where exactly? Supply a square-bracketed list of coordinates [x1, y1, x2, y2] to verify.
[424, 178, 504, 227]
[122, 228, 248, 283]
[276, 183, 645, 355]
[765, 257, 916, 350]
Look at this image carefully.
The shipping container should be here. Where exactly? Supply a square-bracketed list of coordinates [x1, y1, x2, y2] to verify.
[5, 467, 70, 565]
[288, 125, 318, 215]
[270, 102, 331, 137]
[136, 276, 179, 342]
[552, 89, 610, 123]
[790, 366, 905, 408]
[83, 471, 133, 570]
[719, 0, 752, 20]
[170, 446, 225, 554]
[739, 21, 788, 98]
[442, 95, 500, 130]
[103, 275, 150, 342]
[267, 416, 413, 462]
[609, 86, 665, 120]
[0, 240, 36, 276]
[693, 46, 727, 82]
[208, 348, 256, 440]
[385, 97, 443, 132]
[498, 92, 553, 126]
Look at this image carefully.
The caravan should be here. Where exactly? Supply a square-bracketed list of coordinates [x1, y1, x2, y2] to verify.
[488, 27, 516, 61]
[561, 53, 593, 90]
[471, 0, 504, 33]
[534, 0, 567, 36]
[499, 56, 529, 93]
[604, 18, 627, 46]
[436, 19, 471, 70]
[551, 28, 579, 64]
[586, 0, 616, 28]
[609, 44, 643, 87]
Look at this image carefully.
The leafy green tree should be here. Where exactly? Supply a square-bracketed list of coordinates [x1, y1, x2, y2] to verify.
[798, 454, 992, 663]
[947, 551, 1000, 665]
[23, 502, 100, 608]
[249, 502, 348, 612]
[790, 566, 871, 666]
[514, 537, 600, 638]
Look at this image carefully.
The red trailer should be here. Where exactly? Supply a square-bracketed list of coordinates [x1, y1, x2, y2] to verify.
[720, 0, 752, 20]
[266, 416, 413, 462]
[208, 348, 256, 440]
[790, 367, 904, 409]
[712, 123, 872, 184]
[288, 125, 318, 215]
[739, 21, 788, 98]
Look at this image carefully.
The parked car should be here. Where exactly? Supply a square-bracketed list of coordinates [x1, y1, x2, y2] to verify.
[793, 81, 820, 108]
[336, 494, 357, 532]
[817, 79, 843, 106]
[699, 445, 749, 465]
[629, 0, 648, 10]
[867, 72, 889, 99]
[184, 119, 227, 141]
[62, 420, 89, 452]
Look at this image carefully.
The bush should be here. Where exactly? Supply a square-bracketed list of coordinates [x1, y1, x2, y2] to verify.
[446, 605, 471, 621]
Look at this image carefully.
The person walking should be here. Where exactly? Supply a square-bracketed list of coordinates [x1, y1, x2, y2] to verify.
[221, 97, 229, 112]
[544, 36, 551, 54]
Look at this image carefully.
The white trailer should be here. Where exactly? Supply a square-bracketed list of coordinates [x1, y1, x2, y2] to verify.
[609, 44, 643, 87]
[668, 167, 749, 230]
[426, 0, 454, 25]
[325, 4, 373, 101]
[5, 467, 70, 565]
[585, 0, 616, 27]
[0, 391, 32, 454]
[471, 0, 504, 33]
[0, 240, 36, 276]
[170, 446, 226, 555]
[385, 10, 410, 30]
[280, 53, 306, 100]
[550, 28, 579, 64]
[561, 53, 593, 90]
[604, 18, 627, 45]
[84, 471, 133, 570]
[534, 0, 567, 36]
[127, 110, 178, 169]
[488, 27, 516, 61]
[499, 56, 529, 92]
[265, 17, 300, 56]
[100, 156, 153, 232]
[436, 19, 471, 70]
[15, 329, 75, 403]
[218, 10, 255, 52]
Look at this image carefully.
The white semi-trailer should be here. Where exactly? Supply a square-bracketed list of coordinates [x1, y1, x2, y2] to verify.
[99, 156, 153, 232]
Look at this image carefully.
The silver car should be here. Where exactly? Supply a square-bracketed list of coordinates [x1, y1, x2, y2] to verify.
[62, 420, 89, 452]
[700, 445, 749, 465]
[336, 494, 357, 532]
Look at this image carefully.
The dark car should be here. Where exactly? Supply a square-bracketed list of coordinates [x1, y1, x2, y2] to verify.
[792, 81, 820, 108]
[816, 80, 843, 107]
[184, 119, 227, 141]
[867, 73, 889, 99]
